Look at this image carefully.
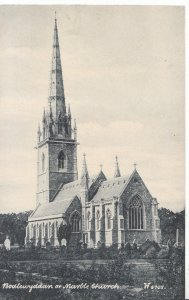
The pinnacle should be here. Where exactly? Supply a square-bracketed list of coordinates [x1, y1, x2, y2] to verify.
[81, 153, 89, 180]
[48, 17, 66, 117]
[114, 156, 121, 177]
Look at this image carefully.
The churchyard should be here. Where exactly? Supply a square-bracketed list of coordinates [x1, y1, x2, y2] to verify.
[0, 208, 184, 299]
[0, 240, 184, 300]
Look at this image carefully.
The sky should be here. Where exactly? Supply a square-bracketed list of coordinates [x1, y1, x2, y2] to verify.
[0, 5, 185, 213]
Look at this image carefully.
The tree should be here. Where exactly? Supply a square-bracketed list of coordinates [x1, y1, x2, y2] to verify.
[0, 211, 32, 246]
[57, 222, 72, 246]
[158, 208, 185, 245]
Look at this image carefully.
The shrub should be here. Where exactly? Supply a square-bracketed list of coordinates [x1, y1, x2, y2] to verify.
[82, 252, 92, 260]
[157, 248, 169, 259]
[124, 242, 131, 258]
[145, 247, 157, 259]
[133, 242, 138, 251]
[155, 247, 184, 287]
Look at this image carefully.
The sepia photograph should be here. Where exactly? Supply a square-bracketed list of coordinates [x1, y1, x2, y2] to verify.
[0, 4, 185, 300]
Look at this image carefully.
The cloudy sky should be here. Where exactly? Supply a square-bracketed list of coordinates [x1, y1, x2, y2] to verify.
[0, 5, 184, 213]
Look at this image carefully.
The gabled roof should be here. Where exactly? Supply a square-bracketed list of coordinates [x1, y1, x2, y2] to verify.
[29, 170, 143, 221]
[54, 180, 81, 202]
[54, 172, 105, 202]
[92, 175, 131, 203]
[29, 197, 77, 220]
[29, 172, 105, 221]
[91, 169, 152, 203]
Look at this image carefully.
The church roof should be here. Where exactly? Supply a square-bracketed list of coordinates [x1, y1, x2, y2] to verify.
[29, 173, 103, 220]
[54, 173, 102, 202]
[54, 180, 81, 202]
[29, 171, 138, 220]
[92, 175, 131, 203]
[29, 197, 75, 220]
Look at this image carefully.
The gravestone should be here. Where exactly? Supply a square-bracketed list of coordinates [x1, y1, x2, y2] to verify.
[4, 236, 11, 251]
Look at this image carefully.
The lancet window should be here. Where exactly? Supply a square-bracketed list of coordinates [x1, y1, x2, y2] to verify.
[128, 196, 144, 230]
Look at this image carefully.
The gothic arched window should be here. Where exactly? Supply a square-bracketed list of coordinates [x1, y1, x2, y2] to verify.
[49, 222, 51, 237]
[42, 223, 45, 236]
[45, 223, 48, 238]
[106, 209, 111, 230]
[31, 224, 33, 238]
[42, 153, 45, 172]
[87, 211, 90, 230]
[27, 226, 29, 237]
[58, 117, 63, 134]
[33, 225, 36, 238]
[58, 150, 65, 169]
[128, 196, 144, 230]
[56, 221, 58, 234]
[43, 126, 45, 139]
[71, 212, 80, 233]
[154, 205, 157, 216]
[38, 224, 42, 238]
[96, 210, 100, 230]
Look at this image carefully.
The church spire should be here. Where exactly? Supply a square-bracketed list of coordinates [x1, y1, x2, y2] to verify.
[48, 16, 66, 118]
[80, 153, 89, 204]
[68, 104, 71, 118]
[36, 15, 78, 205]
[74, 118, 77, 140]
[81, 153, 89, 182]
[114, 156, 121, 177]
[42, 108, 46, 123]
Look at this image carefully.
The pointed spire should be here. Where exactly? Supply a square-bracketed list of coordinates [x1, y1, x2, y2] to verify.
[68, 104, 71, 117]
[48, 16, 66, 118]
[81, 153, 89, 182]
[38, 123, 41, 132]
[133, 162, 137, 171]
[74, 118, 77, 130]
[73, 118, 77, 140]
[80, 153, 89, 204]
[114, 156, 121, 177]
[37, 124, 41, 143]
[49, 102, 54, 122]
[43, 108, 46, 123]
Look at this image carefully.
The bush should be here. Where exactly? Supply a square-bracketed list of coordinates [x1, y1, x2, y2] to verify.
[145, 247, 158, 259]
[157, 248, 169, 259]
[0, 269, 16, 283]
[82, 252, 92, 260]
[133, 242, 138, 251]
[124, 242, 131, 258]
[155, 247, 184, 287]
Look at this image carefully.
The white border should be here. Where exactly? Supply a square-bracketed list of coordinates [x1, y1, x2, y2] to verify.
[0, 1, 188, 298]
[0, 0, 187, 5]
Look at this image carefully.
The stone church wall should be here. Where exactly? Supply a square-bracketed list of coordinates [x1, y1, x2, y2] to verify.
[88, 172, 106, 201]
[36, 143, 49, 205]
[65, 197, 82, 249]
[48, 142, 76, 201]
[120, 172, 161, 244]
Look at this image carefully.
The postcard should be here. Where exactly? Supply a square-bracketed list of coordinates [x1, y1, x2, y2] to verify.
[0, 4, 185, 300]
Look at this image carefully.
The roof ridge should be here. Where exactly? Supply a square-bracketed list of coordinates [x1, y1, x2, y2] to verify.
[28, 203, 41, 219]
[63, 179, 80, 187]
[118, 171, 136, 197]
[91, 171, 135, 202]
[102, 174, 129, 183]
[51, 182, 65, 201]
[29, 195, 80, 219]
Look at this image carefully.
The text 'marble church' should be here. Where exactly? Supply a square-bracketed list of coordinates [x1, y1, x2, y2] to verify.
[25, 17, 161, 248]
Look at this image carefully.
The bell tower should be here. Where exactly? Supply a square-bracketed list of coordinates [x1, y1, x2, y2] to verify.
[36, 16, 78, 205]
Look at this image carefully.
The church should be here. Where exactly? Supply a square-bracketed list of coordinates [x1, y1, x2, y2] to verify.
[25, 17, 161, 248]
